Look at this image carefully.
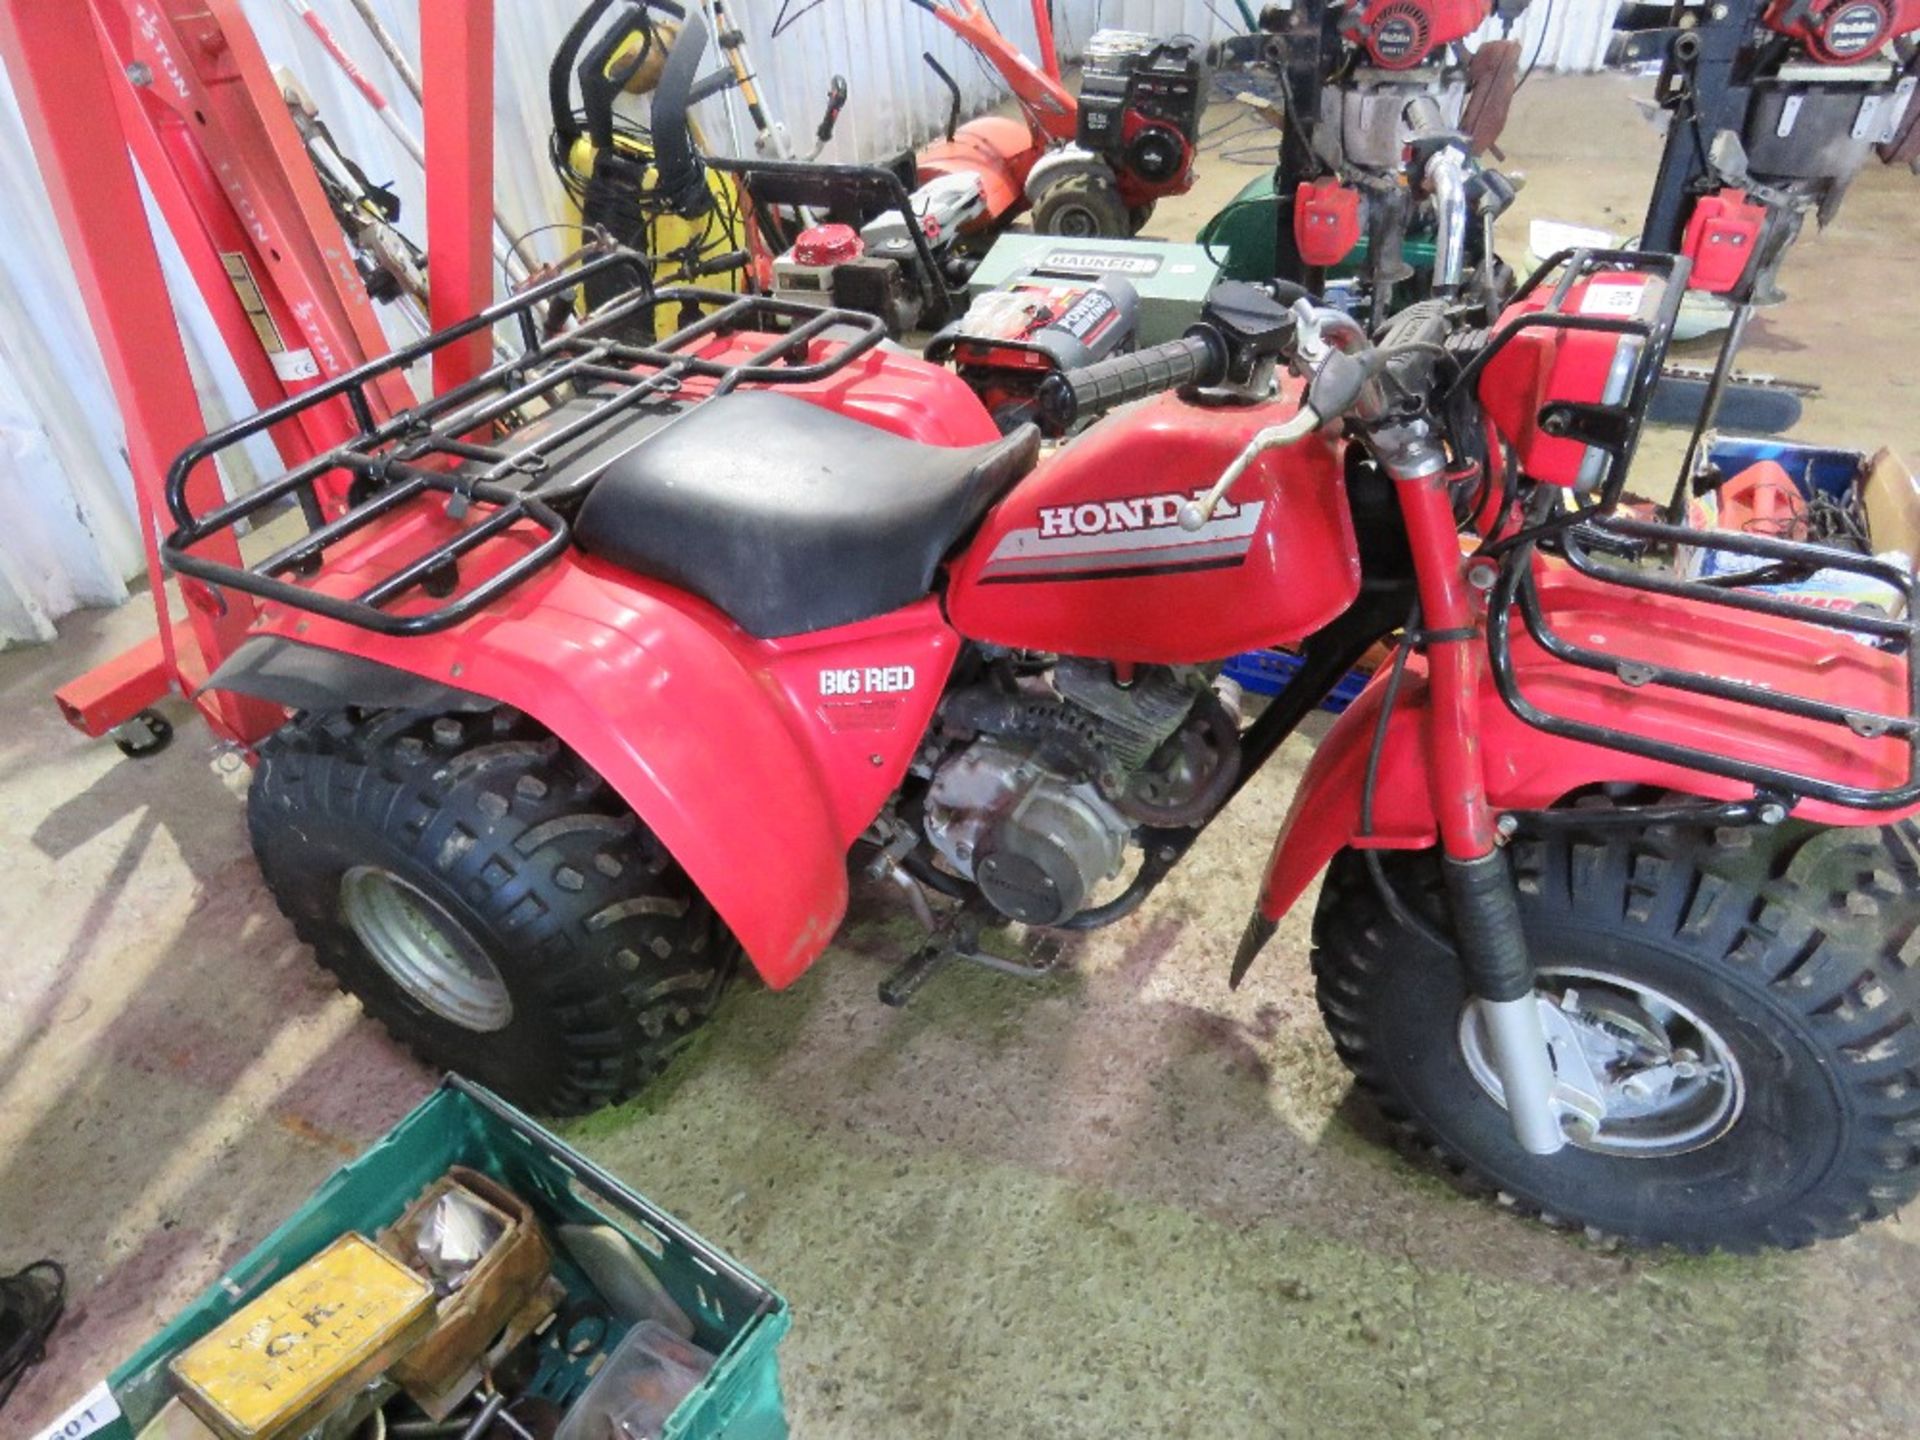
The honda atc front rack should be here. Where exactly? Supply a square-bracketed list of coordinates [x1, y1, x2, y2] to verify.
[161, 249, 887, 636]
[1488, 516, 1920, 811]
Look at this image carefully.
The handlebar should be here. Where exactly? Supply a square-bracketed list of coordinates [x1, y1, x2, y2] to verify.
[1038, 329, 1229, 433]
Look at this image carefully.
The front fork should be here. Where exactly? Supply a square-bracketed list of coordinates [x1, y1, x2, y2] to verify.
[1392, 439, 1567, 1156]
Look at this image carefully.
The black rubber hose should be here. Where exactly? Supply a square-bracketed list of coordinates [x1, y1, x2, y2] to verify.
[1358, 602, 1458, 955]
[550, 0, 615, 143]
[648, 10, 715, 217]
[924, 52, 962, 141]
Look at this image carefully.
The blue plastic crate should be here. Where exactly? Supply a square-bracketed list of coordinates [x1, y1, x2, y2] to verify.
[1221, 648, 1372, 711]
[1704, 435, 1870, 504]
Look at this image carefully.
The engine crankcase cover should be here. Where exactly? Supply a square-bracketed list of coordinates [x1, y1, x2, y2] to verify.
[976, 784, 1128, 926]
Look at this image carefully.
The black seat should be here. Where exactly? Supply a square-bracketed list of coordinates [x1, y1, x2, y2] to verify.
[573, 390, 1039, 637]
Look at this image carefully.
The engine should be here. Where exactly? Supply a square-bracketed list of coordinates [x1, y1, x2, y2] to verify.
[1763, 0, 1920, 63]
[1075, 30, 1207, 196]
[1617, 0, 1920, 304]
[1339, 0, 1491, 70]
[922, 662, 1238, 926]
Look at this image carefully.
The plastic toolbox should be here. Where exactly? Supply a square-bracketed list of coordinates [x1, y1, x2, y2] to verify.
[35, 1077, 789, 1440]
[964, 232, 1224, 347]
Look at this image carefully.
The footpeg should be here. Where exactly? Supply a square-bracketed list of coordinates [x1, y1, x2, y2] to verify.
[877, 906, 1065, 1007]
[879, 937, 958, 1007]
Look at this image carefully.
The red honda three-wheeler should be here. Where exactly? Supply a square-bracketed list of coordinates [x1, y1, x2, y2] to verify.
[163, 247, 1920, 1251]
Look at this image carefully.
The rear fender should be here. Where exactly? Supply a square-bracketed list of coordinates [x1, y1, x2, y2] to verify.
[218, 553, 958, 988]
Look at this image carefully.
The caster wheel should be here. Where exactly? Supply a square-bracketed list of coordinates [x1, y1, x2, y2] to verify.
[113, 708, 174, 760]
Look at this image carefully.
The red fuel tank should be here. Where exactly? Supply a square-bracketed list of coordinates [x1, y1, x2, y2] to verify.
[945, 389, 1362, 664]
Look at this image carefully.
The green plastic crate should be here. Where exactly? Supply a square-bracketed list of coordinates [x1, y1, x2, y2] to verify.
[40, 1078, 789, 1440]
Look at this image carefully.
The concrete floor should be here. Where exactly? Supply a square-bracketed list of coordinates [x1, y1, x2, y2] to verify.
[5, 72, 1920, 1440]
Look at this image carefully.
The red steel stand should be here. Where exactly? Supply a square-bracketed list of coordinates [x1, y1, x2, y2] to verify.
[422, 0, 495, 397]
[0, 0, 496, 746]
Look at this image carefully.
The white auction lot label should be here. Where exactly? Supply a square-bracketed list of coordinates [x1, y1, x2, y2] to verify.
[32, 1381, 121, 1440]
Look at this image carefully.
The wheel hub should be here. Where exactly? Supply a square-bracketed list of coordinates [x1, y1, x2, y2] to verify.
[1459, 966, 1744, 1157]
[1054, 206, 1101, 238]
[339, 866, 513, 1033]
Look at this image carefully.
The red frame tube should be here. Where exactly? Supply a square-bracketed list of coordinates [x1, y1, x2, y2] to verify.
[1399, 472, 1498, 859]
[922, 0, 1077, 142]
[0, 0, 275, 741]
[5, 0, 501, 741]
[422, 0, 495, 396]
[1028, 0, 1060, 80]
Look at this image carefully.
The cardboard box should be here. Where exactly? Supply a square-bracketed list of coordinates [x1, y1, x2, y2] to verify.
[1862, 447, 1920, 567]
[379, 1167, 554, 1420]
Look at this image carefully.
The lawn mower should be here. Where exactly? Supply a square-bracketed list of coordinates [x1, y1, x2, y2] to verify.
[710, 153, 974, 337]
[163, 237, 1920, 1253]
[1200, 0, 1529, 321]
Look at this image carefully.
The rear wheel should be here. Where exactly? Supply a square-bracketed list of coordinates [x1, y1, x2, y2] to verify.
[250, 707, 735, 1114]
[1312, 819, 1920, 1250]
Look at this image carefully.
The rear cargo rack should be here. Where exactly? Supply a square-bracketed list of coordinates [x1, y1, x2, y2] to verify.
[1488, 515, 1920, 810]
[162, 249, 887, 636]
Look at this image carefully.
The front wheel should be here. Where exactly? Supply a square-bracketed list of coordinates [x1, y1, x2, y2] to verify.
[250, 707, 735, 1115]
[1028, 168, 1130, 238]
[1312, 821, 1920, 1250]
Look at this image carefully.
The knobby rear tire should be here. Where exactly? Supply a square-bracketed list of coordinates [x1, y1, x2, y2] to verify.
[249, 707, 735, 1115]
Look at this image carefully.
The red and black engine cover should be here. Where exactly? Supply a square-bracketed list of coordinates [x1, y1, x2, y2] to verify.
[1762, 0, 1920, 62]
[1076, 34, 1205, 198]
[1341, 0, 1491, 69]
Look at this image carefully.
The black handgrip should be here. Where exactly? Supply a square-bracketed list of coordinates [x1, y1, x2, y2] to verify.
[685, 247, 750, 279]
[818, 75, 849, 145]
[1038, 328, 1228, 434]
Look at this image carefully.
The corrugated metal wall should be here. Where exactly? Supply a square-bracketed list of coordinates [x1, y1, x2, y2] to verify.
[0, 0, 1617, 644]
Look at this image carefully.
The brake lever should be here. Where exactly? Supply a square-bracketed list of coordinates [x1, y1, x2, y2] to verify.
[1178, 406, 1324, 531]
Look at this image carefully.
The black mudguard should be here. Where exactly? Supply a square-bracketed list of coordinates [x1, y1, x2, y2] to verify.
[203, 636, 491, 716]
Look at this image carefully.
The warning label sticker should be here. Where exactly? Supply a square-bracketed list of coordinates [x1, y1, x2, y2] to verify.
[1579, 281, 1645, 319]
[221, 251, 286, 355]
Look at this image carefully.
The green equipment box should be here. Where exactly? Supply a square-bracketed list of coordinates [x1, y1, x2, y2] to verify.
[35, 1078, 790, 1440]
[966, 233, 1226, 347]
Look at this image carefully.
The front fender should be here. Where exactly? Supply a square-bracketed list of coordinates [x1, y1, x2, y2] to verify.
[221, 553, 868, 988]
[1258, 567, 1920, 925]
